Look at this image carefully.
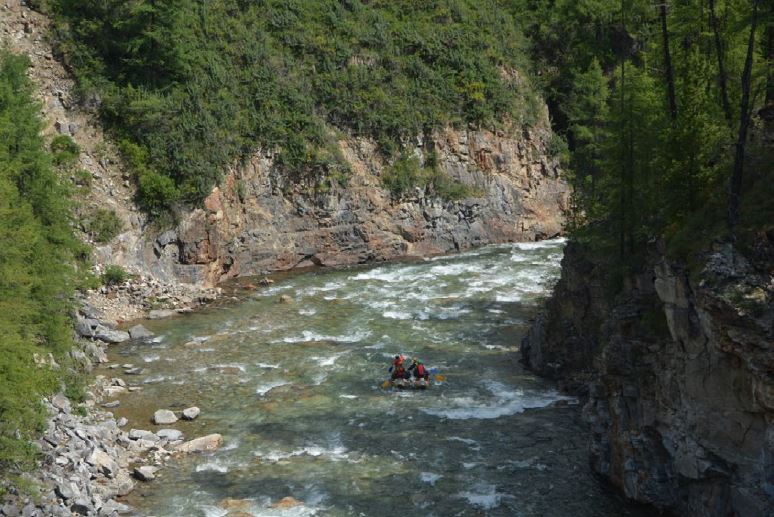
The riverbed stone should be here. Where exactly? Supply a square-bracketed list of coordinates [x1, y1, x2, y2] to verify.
[148, 309, 177, 319]
[271, 496, 302, 508]
[153, 410, 177, 425]
[128, 324, 153, 340]
[181, 406, 200, 420]
[156, 429, 183, 441]
[86, 448, 118, 478]
[176, 434, 223, 453]
[132, 466, 158, 481]
[128, 429, 159, 442]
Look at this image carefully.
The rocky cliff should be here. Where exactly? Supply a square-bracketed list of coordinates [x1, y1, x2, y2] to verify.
[2, 1, 569, 310]
[109, 123, 569, 288]
[522, 239, 774, 516]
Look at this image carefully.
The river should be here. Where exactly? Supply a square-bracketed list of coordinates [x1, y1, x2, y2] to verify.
[106, 239, 645, 516]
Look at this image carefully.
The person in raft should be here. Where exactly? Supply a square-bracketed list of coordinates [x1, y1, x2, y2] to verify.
[408, 357, 429, 381]
[389, 355, 409, 380]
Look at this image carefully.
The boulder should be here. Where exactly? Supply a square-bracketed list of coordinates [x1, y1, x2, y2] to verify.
[70, 498, 93, 516]
[116, 417, 128, 427]
[51, 394, 71, 414]
[176, 434, 223, 453]
[86, 448, 118, 478]
[132, 466, 159, 482]
[128, 429, 159, 442]
[153, 410, 178, 425]
[128, 325, 154, 340]
[76, 318, 130, 343]
[181, 407, 200, 420]
[156, 429, 183, 441]
[278, 295, 293, 304]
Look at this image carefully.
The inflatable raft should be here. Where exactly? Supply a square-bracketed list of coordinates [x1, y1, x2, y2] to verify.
[387, 377, 430, 390]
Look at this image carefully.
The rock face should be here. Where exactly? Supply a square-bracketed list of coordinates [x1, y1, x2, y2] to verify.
[110, 123, 570, 287]
[521, 240, 774, 516]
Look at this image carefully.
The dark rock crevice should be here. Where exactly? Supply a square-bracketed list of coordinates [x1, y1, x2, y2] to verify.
[522, 240, 773, 516]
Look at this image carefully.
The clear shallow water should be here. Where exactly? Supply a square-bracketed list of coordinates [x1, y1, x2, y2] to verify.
[107, 239, 645, 516]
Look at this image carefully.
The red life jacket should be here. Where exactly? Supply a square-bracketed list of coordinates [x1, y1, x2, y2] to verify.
[416, 364, 426, 377]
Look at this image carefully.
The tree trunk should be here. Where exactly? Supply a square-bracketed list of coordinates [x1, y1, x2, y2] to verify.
[709, 0, 733, 125]
[728, 0, 760, 233]
[660, 2, 678, 122]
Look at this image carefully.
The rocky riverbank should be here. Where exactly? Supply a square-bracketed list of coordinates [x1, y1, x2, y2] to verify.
[521, 238, 774, 516]
[0, 337, 225, 517]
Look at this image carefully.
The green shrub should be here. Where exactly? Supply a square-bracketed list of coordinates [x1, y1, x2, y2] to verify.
[0, 50, 79, 481]
[382, 154, 424, 198]
[101, 265, 129, 286]
[41, 0, 536, 212]
[73, 169, 92, 188]
[381, 154, 479, 201]
[82, 208, 123, 243]
[50, 134, 79, 166]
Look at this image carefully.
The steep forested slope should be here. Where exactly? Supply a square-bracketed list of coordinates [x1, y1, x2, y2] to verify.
[0, 51, 81, 486]
[517, 1, 772, 515]
[33, 0, 540, 213]
[515, 0, 772, 255]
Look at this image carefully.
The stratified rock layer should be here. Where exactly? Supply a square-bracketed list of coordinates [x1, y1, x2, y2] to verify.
[522, 239, 774, 516]
[112, 123, 570, 286]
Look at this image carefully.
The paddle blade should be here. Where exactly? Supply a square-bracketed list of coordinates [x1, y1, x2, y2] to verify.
[434, 374, 446, 382]
[381, 380, 391, 389]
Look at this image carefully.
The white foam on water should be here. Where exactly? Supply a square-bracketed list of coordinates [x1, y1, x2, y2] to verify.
[256, 380, 290, 396]
[143, 375, 167, 384]
[220, 438, 240, 451]
[195, 459, 231, 473]
[458, 483, 514, 510]
[383, 309, 412, 320]
[198, 347, 215, 353]
[494, 292, 523, 303]
[254, 445, 349, 463]
[200, 506, 228, 517]
[419, 472, 442, 486]
[202, 498, 322, 517]
[298, 308, 317, 316]
[278, 330, 371, 344]
[513, 237, 566, 250]
[257, 362, 280, 369]
[423, 381, 573, 420]
[447, 436, 482, 450]
[339, 394, 357, 399]
[143, 355, 160, 363]
[311, 353, 345, 367]
[212, 363, 247, 372]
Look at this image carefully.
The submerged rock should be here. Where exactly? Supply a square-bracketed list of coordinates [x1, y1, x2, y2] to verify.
[128, 324, 154, 339]
[271, 497, 302, 508]
[278, 294, 293, 304]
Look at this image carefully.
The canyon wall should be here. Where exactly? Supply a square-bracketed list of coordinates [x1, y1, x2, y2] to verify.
[522, 239, 774, 516]
[107, 124, 569, 287]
